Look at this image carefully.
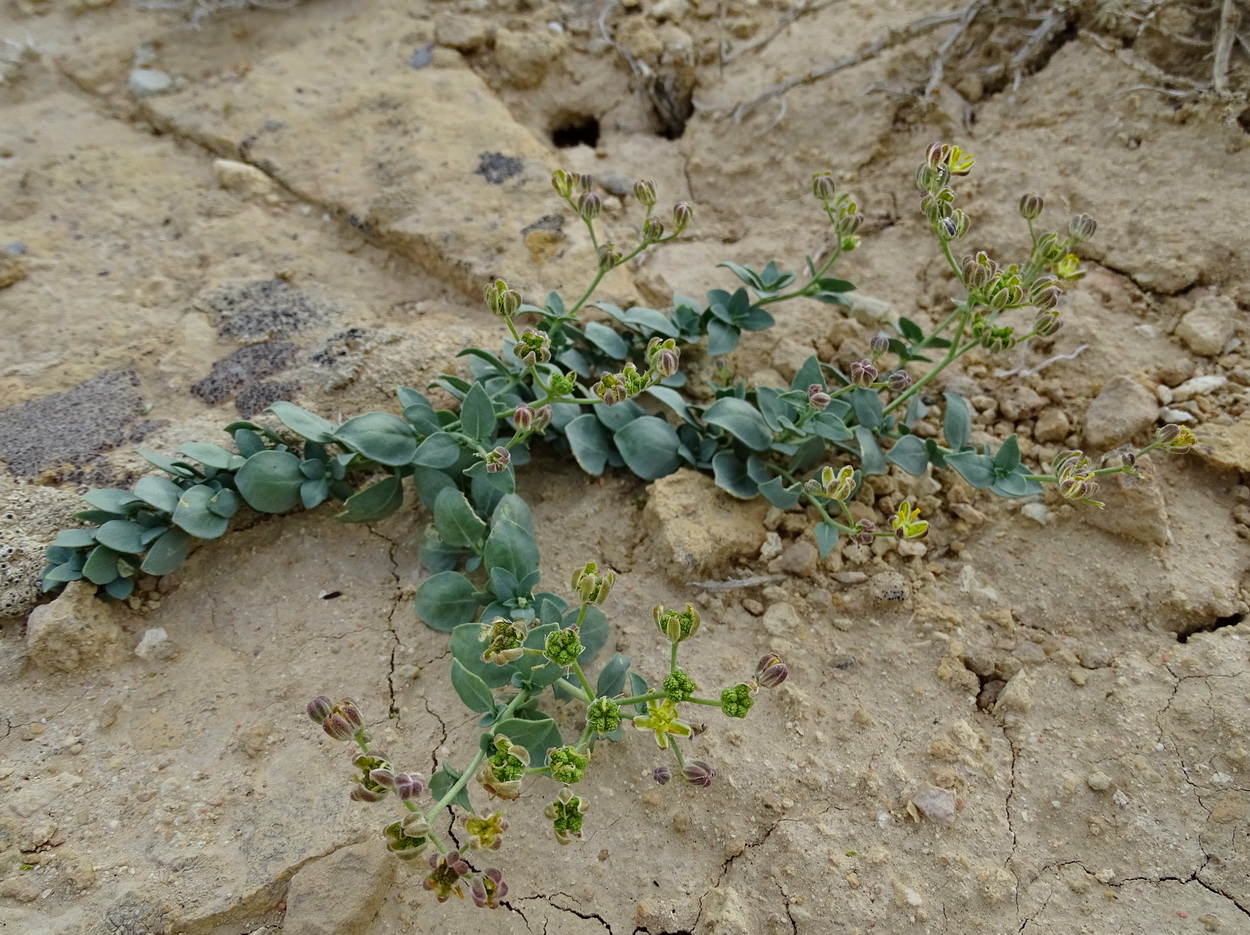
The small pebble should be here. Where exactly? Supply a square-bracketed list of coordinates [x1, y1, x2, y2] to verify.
[128, 68, 174, 98]
[1087, 771, 1112, 791]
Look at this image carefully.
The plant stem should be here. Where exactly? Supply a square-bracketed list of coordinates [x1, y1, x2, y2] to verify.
[570, 661, 595, 699]
[553, 677, 591, 704]
[615, 690, 666, 707]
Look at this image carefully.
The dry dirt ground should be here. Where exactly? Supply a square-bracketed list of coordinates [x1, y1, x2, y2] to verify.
[1, 0, 1250, 933]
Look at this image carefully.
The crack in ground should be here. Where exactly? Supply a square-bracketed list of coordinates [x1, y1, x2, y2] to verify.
[520, 892, 612, 933]
[364, 524, 404, 721]
[775, 879, 798, 935]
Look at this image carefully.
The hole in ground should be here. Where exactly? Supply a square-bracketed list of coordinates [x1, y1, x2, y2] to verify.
[551, 115, 600, 148]
[1176, 613, 1243, 643]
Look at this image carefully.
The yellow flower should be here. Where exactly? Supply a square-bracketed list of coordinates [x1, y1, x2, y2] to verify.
[632, 699, 693, 749]
[890, 500, 929, 539]
[1055, 253, 1084, 281]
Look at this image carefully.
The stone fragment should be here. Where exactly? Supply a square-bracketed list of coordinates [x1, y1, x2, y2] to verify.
[26, 580, 125, 672]
[1083, 468, 1171, 546]
[1192, 420, 1250, 471]
[762, 602, 800, 637]
[0, 253, 25, 290]
[998, 385, 1045, 421]
[1087, 771, 1112, 791]
[1171, 374, 1227, 401]
[768, 539, 817, 576]
[494, 27, 565, 89]
[909, 783, 957, 827]
[212, 159, 279, 201]
[642, 469, 767, 579]
[434, 14, 491, 52]
[1175, 294, 1237, 356]
[993, 670, 1033, 714]
[134, 627, 175, 661]
[1032, 407, 1070, 443]
[282, 843, 394, 935]
[128, 68, 174, 98]
[1083, 376, 1157, 450]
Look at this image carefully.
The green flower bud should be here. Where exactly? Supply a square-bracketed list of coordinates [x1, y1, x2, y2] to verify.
[577, 191, 602, 222]
[1032, 309, 1062, 338]
[551, 169, 579, 198]
[811, 171, 836, 202]
[384, 818, 430, 860]
[578, 173, 596, 193]
[547, 746, 590, 784]
[480, 617, 526, 666]
[1068, 213, 1097, 243]
[663, 668, 697, 703]
[1019, 192, 1044, 220]
[544, 786, 588, 845]
[544, 627, 583, 667]
[462, 810, 508, 850]
[484, 279, 521, 318]
[720, 683, 755, 718]
[513, 328, 552, 367]
[642, 217, 666, 243]
[654, 603, 700, 643]
[647, 337, 680, 379]
[571, 561, 615, 605]
[547, 371, 578, 398]
[672, 202, 692, 232]
[587, 697, 622, 734]
[597, 242, 621, 271]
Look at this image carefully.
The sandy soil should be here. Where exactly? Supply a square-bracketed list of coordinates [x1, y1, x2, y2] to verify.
[1, 0, 1249, 933]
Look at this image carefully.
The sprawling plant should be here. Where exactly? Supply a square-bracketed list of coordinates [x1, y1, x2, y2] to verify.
[37, 144, 1192, 905]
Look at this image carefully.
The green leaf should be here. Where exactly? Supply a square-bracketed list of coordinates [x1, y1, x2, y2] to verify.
[176, 442, 242, 471]
[133, 476, 182, 515]
[52, 528, 98, 548]
[82, 488, 142, 514]
[300, 477, 330, 510]
[943, 393, 973, 451]
[43, 558, 85, 584]
[232, 429, 266, 458]
[574, 605, 609, 664]
[903, 394, 926, 429]
[897, 317, 925, 343]
[139, 450, 199, 479]
[614, 417, 681, 481]
[850, 388, 885, 432]
[415, 571, 484, 632]
[429, 764, 474, 815]
[334, 413, 418, 467]
[172, 486, 231, 539]
[886, 434, 931, 476]
[466, 461, 514, 517]
[811, 410, 852, 442]
[993, 434, 1022, 473]
[418, 525, 468, 573]
[595, 652, 630, 698]
[565, 414, 610, 476]
[459, 383, 497, 444]
[703, 397, 773, 451]
[434, 487, 486, 550]
[491, 493, 534, 536]
[815, 522, 839, 558]
[628, 672, 650, 714]
[790, 355, 824, 393]
[483, 520, 540, 582]
[706, 319, 740, 356]
[945, 451, 996, 489]
[594, 398, 646, 433]
[104, 576, 135, 600]
[266, 401, 335, 442]
[235, 450, 304, 513]
[337, 475, 404, 523]
[854, 426, 887, 476]
[758, 476, 800, 509]
[583, 321, 628, 360]
[451, 659, 497, 714]
[646, 386, 694, 424]
[412, 466, 458, 510]
[491, 715, 563, 766]
[82, 545, 122, 585]
[93, 520, 147, 554]
[412, 432, 462, 469]
[208, 488, 240, 519]
[813, 277, 855, 293]
[990, 469, 1040, 498]
[711, 452, 759, 499]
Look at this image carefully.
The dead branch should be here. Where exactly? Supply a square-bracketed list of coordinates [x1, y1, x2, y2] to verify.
[1214, 0, 1241, 93]
[925, 1, 985, 99]
[722, 0, 847, 66]
[733, 8, 965, 123]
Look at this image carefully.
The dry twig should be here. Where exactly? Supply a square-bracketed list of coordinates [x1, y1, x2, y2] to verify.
[722, 0, 847, 65]
[925, 1, 985, 99]
[733, 9, 965, 123]
[1214, 0, 1242, 92]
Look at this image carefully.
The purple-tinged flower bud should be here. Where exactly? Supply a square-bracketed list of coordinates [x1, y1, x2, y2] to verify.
[513, 403, 535, 432]
[811, 171, 836, 202]
[323, 713, 355, 742]
[1068, 213, 1097, 243]
[307, 695, 333, 723]
[838, 212, 864, 236]
[869, 334, 890, 356]
[1032, 309, 1061, 338]
[647, 337, 681, 379]
[887, 369, 912, 392]
[672, 202, 692, 232]
[369, 767, 398, 790]
[1121, 452, 1136, 468]
[855, 520, 875, 545]
[633, 178, 658, 208]
[337, 699, 365, 730]
[754, 652, 789, 689]
[925, 141, 946, 169]
[395, 772, 425, 800]
[938, 216, 958, 240]
[471, 868, 508, 909]
[579, 173, 596, 193]
[681, 760, 715, 789]
[850, 359, 878, 387]
[1156, 423, 1181, 443]
[807, 383, 831, 410]
[484, 447, 511, 474]
[1032, 283, 1062, 311]
[531, 405, 553, 434]
[577, 192, 602, 222]
[1019, 192, 1044, 220]
[350, 784, 388, 803]
[653, 765, 672, 785]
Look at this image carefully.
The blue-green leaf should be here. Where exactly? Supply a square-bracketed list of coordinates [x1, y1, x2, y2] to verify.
[334, 413, 418, 466]
[138, 451, 199, 479]
[412, 432, 463, 469]
[172, 486, 231, 539]
[337, 475, 404, 523]
[994, 434, 1022, 473]
[415, 571, 483, 632]
[82, 545, 121, 585]
[483, 520, 540, 581]
[104, 576, 135, 600]
[711, 452, 759, 499]
[596, 652, 630, 698]
[945, 451, 996, 489]
[583, 321, 628, 359]
[943, 392, 973, 451]
[82, 488, 143, 514]
[886, 434, 931, 476]
[815, 522, 839, 558]
[459, 383, 497, 444]
[52, 529, 98, 548]
[132, 476, 182, 515]
[491, 493, 535, 537]
[412, 466, 457, 510]
[140, 527, 193, 576]
[491, 715, 563, 766]
[614, 417, 682, 481]
[758, 476, 800, 509]
[300, 477, 330, 509]
[176, 442, 243, 471]
[434, 487, 486, 550]
[451, 659, 497, 714]
[565, 414, 610, 476]
[855, 426, 887, 476]
[236, 450, 304, 513]
[91, 520, 142, 555]
[573, 605, 609, 664]
[703, 397, 773, 451]
[706, 319, 740, 356]
[265, 401, 336, 442]
[850, 388, 885, 432]
[429, 764, 474, 815]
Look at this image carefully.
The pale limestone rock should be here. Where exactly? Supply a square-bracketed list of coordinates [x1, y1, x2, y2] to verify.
[1175, 294, 1236, 357]
[1083, 464, 1171, 546]
[212, 159, 279, 201]
[1032, 407, 1070, 443]
[1083, 376, 1157, 450]
[643, 469, 767, 580]
[26, 580, 125, 672]
[494, 26, 565, 89]
[282, 843, 394, 935]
